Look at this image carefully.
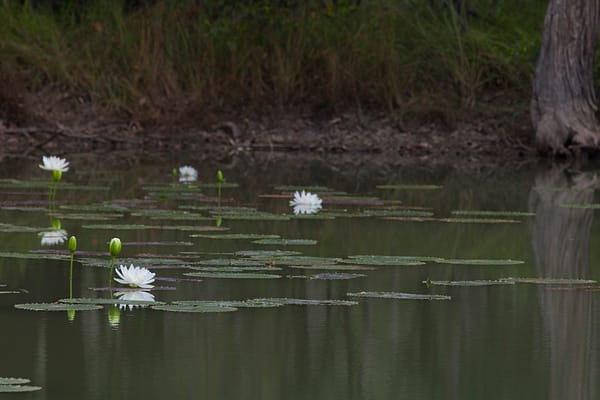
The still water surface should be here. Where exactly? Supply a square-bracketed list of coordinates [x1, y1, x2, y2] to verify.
[0, 154, 598, 399]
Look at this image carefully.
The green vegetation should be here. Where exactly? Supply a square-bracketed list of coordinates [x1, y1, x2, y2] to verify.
[0, 0, 546, 119]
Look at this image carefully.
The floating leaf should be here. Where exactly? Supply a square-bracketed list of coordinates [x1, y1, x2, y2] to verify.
[90, 286, 177, 291]
[190, 233, 281, 240]
[124, 241, 194, 246]
[288, 264, 375, 271]
[424, 279, 515, 286]
[0, 290, 22, 294]
[184, 272, 281, 279]
[252, 239, 317, 246]
[151, 304, 238, 313]
[340, 255, 427, 266]
[82, 224, 228, 232]
[256, 298, 358, 306]
[347, 291, 451, 300]
[508, 278, 597, 285]
[53, 213, 125, 221]
[0, 378, 29, 385]
[14, 303, 103, 311]
[251, 256, 340, 265]
[435, 258, 524, 266]
[0, 385, 42, 393]
[384, 217, 521, 224]
[363, 210, 434, 217]
[274, 185, 335, 192]
[193, 258, 264, 267]
[174, 299, 283, 308]
[560, 203, 600, 209]
[236, 250, 302, 258]
[0, 251, 69, 261]
[58, 298, 165, 306]
[308, 273, 366, 280]
[376, 184, 442, 190]
[0, 223, 46, 233]
[188, 266, 281, 272]
[451, 210, 535, 217]
[322, 196, 384, 206]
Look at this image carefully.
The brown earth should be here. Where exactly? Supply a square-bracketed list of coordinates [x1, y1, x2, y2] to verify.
[0, 85, 536, 165]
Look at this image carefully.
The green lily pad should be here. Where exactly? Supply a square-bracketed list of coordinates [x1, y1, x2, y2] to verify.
[0, 223, 46, 233]
[560, 203, 600, 209]
[252, 256, 341, 265]
[340, 255, 427, 266]
[192, 259, 264, 267]
[151, 304, 238, 313]
[347, 291, 451, 300]
[509, 278, 597, 285]
[190, 233, 281, 240]
[0, 378, 30, 385]
[274, 185, 335, 192]
[306, 273, 366, 280]
[252, 239, 317, 246]
[0, 290, 22, 294]
[211, 212, 290, 221]
[188, 266, 282, 272]
[363, 210, 435, 217]
[174, 299, 283, 308]
[288, 264, 375, 271]
[0, 252, 69, 261]
[322, 196, 384, 206]
[0, 179, 107, 191]
[14, 303, 103, 311]
[256, 298, 358, 306]
[424, 279, 515, 286]
[58, 298, 165, 306]
[184, 272, 282, 279]
[236, 250, 302, 258]
[376, 184, 442, 190]
[82, 224, 228, 232]
[451, 210, 535, 217]
[0, 384, 42, 393]
[436, 258, 525, 266]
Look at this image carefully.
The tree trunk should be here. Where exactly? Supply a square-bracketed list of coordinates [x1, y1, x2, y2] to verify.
[531, 0, 600, 156]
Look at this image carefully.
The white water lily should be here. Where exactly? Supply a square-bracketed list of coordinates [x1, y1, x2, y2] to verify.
[39, 156, 69, 172]
[39, 229, 68, 246]
[115, 290, 155, 311]
[289, 190, 322, 214]
[179, 165, 198, 183]
[114, 264, 156, 289]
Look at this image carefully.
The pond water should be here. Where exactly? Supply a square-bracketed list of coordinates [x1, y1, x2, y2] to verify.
[1, 153, 599, 399]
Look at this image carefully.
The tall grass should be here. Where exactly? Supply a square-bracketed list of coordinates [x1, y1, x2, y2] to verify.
[0, 0, 547, 119]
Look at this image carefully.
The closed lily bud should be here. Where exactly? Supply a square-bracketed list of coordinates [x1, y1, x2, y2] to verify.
[109, 237, 122, 257]
[217, 170, 224, 182]
[68, 236, 77, 253]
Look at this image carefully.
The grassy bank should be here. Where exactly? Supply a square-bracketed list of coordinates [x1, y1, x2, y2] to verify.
[0, 0, 546, 121]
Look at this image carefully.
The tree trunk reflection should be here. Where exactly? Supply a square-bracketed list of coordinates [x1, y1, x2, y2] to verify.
[529, 167, 597, 400]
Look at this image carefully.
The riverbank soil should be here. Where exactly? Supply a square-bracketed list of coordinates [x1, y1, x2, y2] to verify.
[0, 85, 535, 163]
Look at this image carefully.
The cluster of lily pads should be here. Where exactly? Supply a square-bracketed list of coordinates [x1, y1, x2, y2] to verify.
[5, 155, 599, 322]
[0, 377, 41, 393]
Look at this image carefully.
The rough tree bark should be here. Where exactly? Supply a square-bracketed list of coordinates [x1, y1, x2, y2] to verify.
[531, 0, 600, 156]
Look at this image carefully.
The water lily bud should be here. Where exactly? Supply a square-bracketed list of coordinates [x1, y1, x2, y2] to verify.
[215, 216, 222, 227]
[108, 305, 120, 327]
[172, 168, 177, 177]
[68, 236, 77, 253]
[109, 238, 122, 257]
[217, 170, 223, 182]
[67, 309, 76, 321]
[52, 170, 62, 182]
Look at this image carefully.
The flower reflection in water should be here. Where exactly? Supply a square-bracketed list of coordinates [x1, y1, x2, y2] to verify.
[39, 229, 68, 246]
[115, 290, 156, 311]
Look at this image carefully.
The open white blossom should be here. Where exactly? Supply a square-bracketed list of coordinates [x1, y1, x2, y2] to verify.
[289, 190, 322, 214]
[114, 264, 156, 289]
[39, 156, 69, 172]
[179, 166, 198, 183]
[115, 290, 155, 311]
[39, 229, 68, 246]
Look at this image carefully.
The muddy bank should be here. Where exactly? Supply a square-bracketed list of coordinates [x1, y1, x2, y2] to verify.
[0, 86, 536, 165]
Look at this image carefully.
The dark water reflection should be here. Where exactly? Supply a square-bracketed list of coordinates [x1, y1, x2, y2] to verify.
[0, 154, 599, 399]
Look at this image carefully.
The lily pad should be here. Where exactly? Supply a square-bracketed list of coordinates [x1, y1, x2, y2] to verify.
[560, 203, 600, 209]
[252, 239, 317, 246]
[0, 251, 69, 261]
[256, 298, 358, 306]
[174, 299, 283, 308]
[190, 233, 281, 240]
[424, 279, 515, 286]
[0, 378, 30, 385]
[435, 258, 525, 266]
[252, 256, 341, 265]
[0, 223, 46, 233]
[184, 272, 281, 279]
[274, 185, 335, 192]
[363, 210, 434, 217]
[376, 184, 442, 190]
[151, 304, 238, 313]
[58, 298, 165, 306]
[288, 264, 375, 271]
[82, 224, 228, 232]
[0, 384, 42, 393]
[124, 241, 194, 246]
[236, 250, 302, 258]
[340, 255, 428, 266]
[188, 266, 282, 272]
[508, 278, 597, 285]
[192, 258, 264, 267]
[347, 291, 451, 300]
[451, 210, 535, 217]
[322, 196, 384, 206]
[14, 303, 103, 311]
[308, 273, 366, 280]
